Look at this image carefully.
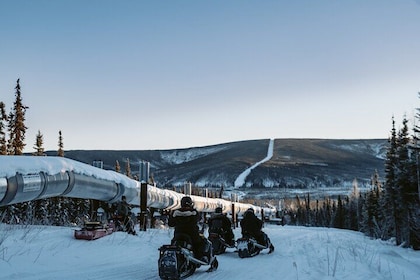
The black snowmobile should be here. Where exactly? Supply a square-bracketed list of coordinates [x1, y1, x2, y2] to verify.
[236, 235, 274, 258]
[208, 231, 235, 255]
[158, 233, 218, 280]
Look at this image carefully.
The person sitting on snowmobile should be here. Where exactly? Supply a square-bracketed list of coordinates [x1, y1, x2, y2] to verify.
[116, 196, 137, 235]
[208, 207, 235, 246]
[240, 208, 274, 253]
[168, 196, 210, 262]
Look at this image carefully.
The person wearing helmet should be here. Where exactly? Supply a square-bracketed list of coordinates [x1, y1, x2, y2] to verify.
[207, 207, 235, 246]
[168, 196, 207, 261]
[240, 208, 274, 253]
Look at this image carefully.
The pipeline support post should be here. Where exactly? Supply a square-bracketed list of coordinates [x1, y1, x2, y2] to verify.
[261, 208, 265, 227]
[140, 182, 148, 231]
[231, 202, 236, 229]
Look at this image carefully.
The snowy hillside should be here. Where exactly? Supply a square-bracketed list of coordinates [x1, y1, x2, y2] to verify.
[60, 139, 388, 193]
[1, 223, 419, 280]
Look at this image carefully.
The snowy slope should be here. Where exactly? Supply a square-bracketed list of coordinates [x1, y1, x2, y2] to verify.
[0, 223, 419, 280]
[234, 139, 274, 188]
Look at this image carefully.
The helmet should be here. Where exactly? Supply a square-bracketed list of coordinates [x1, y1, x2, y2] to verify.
[215, 207, 223, 214]
[244, 208, 255, 217]
[181, 196, 193, 208]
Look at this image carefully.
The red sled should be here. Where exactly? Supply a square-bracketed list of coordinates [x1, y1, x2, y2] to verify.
[74, 221, 115, 240]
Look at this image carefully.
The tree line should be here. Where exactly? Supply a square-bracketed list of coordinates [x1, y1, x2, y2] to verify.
[1, 79, 419, 250]
[286, 112, 420, 250]
[0, 79, 87, 226]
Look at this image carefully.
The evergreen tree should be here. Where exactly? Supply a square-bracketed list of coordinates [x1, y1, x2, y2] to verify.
[333, 195, 345, 229]
[31, 132, 50, 224]
[409, 93, 420, 249]
[57, 130, 64, 157]
[0, 102, 7, 155]
[322, 197, 332, 227]
[33, 130, 45, 156]
[115, 160, 121, 173]
[7, 79, 28, 155]
[395, 116, 412, 246]
[125, 158, 132, 178]
[413, 92, 420, 202]
[357, 193, 365, 232]
[49, 197, 61, 225]
[361, 187, 380, 238]
[383, 117, 398, 242]
[70, 198, 91, 226]
[34, 199, 49, 225]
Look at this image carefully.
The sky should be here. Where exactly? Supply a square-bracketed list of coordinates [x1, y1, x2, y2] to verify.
[1, 0, 420, 152]
[1, 223, 419, 280]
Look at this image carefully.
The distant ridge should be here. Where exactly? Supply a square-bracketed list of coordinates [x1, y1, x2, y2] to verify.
[45, 138, 387, 198]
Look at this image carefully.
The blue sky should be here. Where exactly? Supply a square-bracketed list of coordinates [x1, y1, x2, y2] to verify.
[1, 0, 419, 152]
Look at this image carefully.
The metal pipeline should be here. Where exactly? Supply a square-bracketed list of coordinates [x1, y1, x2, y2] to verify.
[0, 156, 276, 217]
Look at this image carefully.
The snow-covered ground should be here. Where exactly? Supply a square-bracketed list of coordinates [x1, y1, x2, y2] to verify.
[1, 223, 419, 280]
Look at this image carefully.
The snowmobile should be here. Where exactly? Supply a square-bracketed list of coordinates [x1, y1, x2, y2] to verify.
[236, 235, 274, 258]
[208, 231, 235, 255]
[158, 233, 218, 280]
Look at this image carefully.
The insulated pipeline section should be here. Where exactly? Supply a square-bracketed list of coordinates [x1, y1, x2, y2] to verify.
[65, 173, 120, 202]
[0, 156, 277, 217]
[39, 171, 72, 199]
[0, 173, 45, 205]
[0, 177, 6, 202]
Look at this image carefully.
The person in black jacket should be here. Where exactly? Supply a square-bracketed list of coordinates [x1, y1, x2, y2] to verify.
[168, 196, 207, 261]
[208, 207, 235, 246]
[240, 208, 274, 253]
[116, 196, 136, 235]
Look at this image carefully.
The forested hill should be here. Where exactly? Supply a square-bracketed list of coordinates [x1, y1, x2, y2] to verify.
[45, 138, 388, 193]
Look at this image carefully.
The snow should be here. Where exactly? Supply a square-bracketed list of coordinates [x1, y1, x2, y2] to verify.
[0, 156, 136, 188]
[1, 154, 419, 279]
[332, 142, 387, 160]
[160, 146, 229, 165]
[234, 139, 274, 188]
[0, 223, 419, 280]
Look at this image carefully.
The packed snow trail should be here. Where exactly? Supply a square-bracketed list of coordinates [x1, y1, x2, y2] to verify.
[1, 224, 419, 280]
[234, 139, 274, 188]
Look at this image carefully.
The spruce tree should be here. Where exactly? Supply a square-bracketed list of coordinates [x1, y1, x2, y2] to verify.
[333, 195, 345, 229]
[383, 117, 398, 242]
[395, 117, 412, 246]
[413, 92, 420, 202]
[362, 187, 380, 238]
[0, 102, 7, 155]
[33, 130, 45, 156]
[7, 79, 28, 155]
[115, 160, 121, 172]
[125, 158, 132, 178]
[57, 130, 64, 157]
[31, 131, 49, 224]
[408, 93, 420, 249]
